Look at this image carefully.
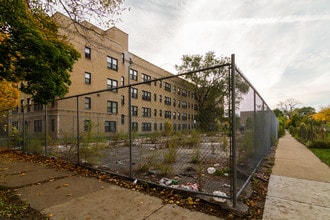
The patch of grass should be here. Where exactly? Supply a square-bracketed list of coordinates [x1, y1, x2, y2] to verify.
[310, 148, 330, 167]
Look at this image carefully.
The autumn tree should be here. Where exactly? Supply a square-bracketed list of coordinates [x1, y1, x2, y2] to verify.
[175, 51, 249, 131]
[313, 106, 330, 121]
[0, 80, 19, 111]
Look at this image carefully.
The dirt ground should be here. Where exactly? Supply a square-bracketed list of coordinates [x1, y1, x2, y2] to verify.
[0, 148, 275, 219]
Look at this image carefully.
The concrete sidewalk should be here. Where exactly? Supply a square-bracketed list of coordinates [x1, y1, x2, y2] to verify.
[0, 153, 221, 220]
[263, 133, 330, 219]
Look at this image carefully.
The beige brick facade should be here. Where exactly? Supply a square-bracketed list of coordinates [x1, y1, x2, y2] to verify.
[13, 13, 197, 137]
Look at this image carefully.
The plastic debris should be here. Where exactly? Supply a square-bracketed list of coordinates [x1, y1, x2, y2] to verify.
[185, 182, 199, 191]
[213, 191, 227, 203]
[159, 178, 173, 186]
[133, 179, 138, 185]
[207, 167, 216, 174]
[159, 178, 199, 191]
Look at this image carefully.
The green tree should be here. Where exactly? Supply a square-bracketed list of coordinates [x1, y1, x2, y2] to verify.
[0, 0, 80, 104]
[0, 0, 125, 104]
[175, 51, 249, 131]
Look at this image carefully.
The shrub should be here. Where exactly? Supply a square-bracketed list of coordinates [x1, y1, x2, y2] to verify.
[307, 141, 330, 149]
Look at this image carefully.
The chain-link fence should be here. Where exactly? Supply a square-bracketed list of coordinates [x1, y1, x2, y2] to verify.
[0, 54, 278, 207]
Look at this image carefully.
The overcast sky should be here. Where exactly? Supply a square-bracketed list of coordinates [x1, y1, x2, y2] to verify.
[115, 0, 330, 111]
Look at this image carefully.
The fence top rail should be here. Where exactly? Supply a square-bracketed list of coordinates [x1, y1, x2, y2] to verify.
[235, 66, 272, 112]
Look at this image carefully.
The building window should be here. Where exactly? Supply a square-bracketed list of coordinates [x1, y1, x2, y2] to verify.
[165, 82, 171, 92]
[154, 123, 157, 130]
[84, 120, 92, 131]
[107, 56, 118, 71]
[121, 114, 125, 124]
[165, 111, 171, 119]
[107, 78, 118, 92]
[173, 112, 176, 120]
[173, 99, 176, 107]
[85, 97, 91, 109]
[12, 121, 18, 130]
[178, 100, 181, 108]
[142, 73, 151, 84]
[51, 119, 55, 132]
[159, 110, 162, 117]
[159, 81, 162, 88]
[178, 88, 181, 95]
[121, 95, 125, 105]
[194, 104, 198, 111]
[159, 95, 162, 103]
[159, 123, 162, 131]
[85, 72, 91, 84]
[142, 90, 151, 101]
[142, 107, 151, 117]
[164, 97, 171, 105]
[85, 47, 91, 59]
[34, 120, 42, 132]
[131, 88, 138, 99]
[129, 69, 138, 81]
[121, 53, 125, 63]
[20, 99, 24, 113]
[34, 103, 43, 111]
[154, 93, 157, 102]
[173, 86, 176, 94]
[182, 89, 187, 97]
[107, 101, 118, 114]
[121, 76, 125, 86]
[27, 98, 31, 112]
[182, 101, 187, 109]
[178, 112, 181, 120]
[182, 113, 187, 121]
[154, 109, 157, 117]
[142, 123, 151, 131]
[132, 122, 138, 131]
[131, 106, 138, 116]
[105, 121, 116, 132]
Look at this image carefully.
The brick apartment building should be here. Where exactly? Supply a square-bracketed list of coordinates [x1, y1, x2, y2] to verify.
[10, 13, 197, 138]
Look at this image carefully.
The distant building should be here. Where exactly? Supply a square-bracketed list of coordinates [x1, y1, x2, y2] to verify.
[10, 13, 197, 137]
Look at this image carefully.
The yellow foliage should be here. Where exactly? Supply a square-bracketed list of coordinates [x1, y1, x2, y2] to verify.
[0, 80, 19, 111]
[312, 106, 330, 121]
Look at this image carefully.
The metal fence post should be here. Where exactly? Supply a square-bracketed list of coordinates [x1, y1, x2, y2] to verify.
[45, 105, 48, 155]
[128, 58, 133, 178]
[7, 110, 10, 149]
[231, 54, 237, 208]
[22, 107, 26, 152]
[76, 96, 80, 163]
[128, 85, 132, 178]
